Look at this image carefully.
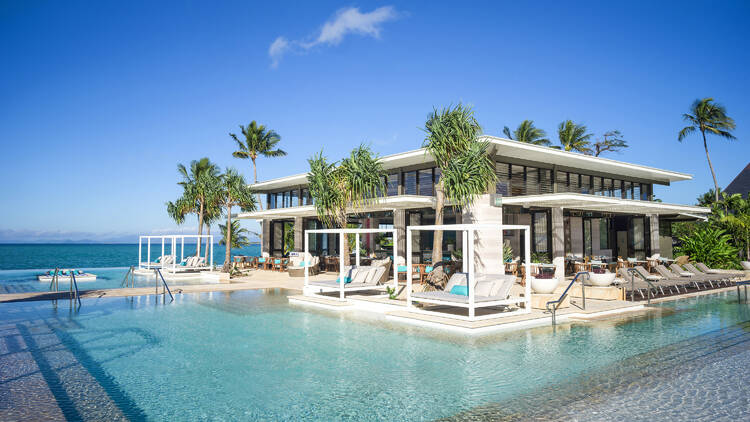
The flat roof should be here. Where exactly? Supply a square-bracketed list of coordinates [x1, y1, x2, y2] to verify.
[251, 137, 692, 191]
[501, 193, 710, 216]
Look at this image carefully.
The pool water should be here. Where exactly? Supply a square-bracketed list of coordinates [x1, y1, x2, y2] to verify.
[1, 289, 749, 421]
[0, 267, 216, 294]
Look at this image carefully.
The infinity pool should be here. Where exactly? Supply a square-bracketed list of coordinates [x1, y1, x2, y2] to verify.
[1, 289, 749, 421]
[0, 267, 216, 294]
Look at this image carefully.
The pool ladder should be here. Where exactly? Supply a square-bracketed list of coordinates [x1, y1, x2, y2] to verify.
[48, 268, 81, 308]
[121, 266, 136, 288]
[154, 269, 174, 302]
[546, 271, 588, 326]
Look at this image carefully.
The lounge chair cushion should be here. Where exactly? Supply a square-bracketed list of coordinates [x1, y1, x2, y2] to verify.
[444, 272, 468, 291]
[475, 281, 494, 297]
[450, 285, 468, 296]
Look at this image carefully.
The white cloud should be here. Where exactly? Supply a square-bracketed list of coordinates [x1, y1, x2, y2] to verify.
[269, 6, 400, 67]
[269, 36, 290, 68]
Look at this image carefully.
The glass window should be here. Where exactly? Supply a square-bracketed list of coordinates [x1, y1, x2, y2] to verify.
[599, 218, 609, 249]
[623, 181, 632, 199]
[387, 173, 399, 196]
[290, 189, 299, 207]
[581, 174, 591, 194]
[633, 184, 641, 201]
[556, 171, 568, 193]
[613, 180, 622, 198]
[417, 169, 433, 196]
[496, 162, 510, 196]
[593, 177, 602, 196]
[540, 169, 553, 194]
[526, 167, 539, 195]
[569, 173, 580, 193]
[403, 171, 417, 195]
[533, 212, 548, 253]
[640, 184, 650, 201]
[269, 193, 276, 209]
[301, 188, 311, 205]
[511, 165, 526, 195]
[603, 178, 613, 197]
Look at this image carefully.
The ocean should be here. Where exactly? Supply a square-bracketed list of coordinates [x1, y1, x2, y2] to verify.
[0, 243, 261, 271]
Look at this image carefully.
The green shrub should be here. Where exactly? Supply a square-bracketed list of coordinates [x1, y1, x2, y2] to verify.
[675, 226, 740, 269]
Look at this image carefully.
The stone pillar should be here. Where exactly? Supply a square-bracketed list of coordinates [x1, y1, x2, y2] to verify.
[394, 209, 406, 264]
[462, 194, 503, 274]
[293, 217, 304, 252]
[551, 207, 565, 282]
[261, 219, 271, 255]
[648, 214, 660, 258]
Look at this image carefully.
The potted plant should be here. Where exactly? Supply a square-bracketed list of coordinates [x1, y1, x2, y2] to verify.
[529, 252, 559, 294]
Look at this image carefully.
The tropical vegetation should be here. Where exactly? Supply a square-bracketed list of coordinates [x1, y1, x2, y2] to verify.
[678, 98, 737, 203]
[502, 120, 551, 146]
[675, 226, 739, 269]
[423, 104, 496, 286]
[231, 121, 286, 210]
[216, 168, 256, 271]
[557, 120, 593, 153]
[306, 144, 385, 266]
[166, 158, 221, 257]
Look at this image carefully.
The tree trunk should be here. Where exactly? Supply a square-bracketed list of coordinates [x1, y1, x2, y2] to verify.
[702, 130, 720, 203]
[338, 210, 350, 267]
[428, 181, 447, 288]
[197, 199, 204, 257]
[224, 200, 233, 272]
[252, 157, 263, 211]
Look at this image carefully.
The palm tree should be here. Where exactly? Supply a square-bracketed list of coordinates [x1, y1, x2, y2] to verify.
[166, 158, 220, 256]
[423, 104, 496, 286]
[220, 220, 252, 266]
[592, 130, 628, 156]
[217, 168, 256, 271]
[678, 98, 737, 203]
[230, 121, 286, 209]
[307, 144, 384, 266]
[557, 120, 593, 154]
[502, 120, 551, 146]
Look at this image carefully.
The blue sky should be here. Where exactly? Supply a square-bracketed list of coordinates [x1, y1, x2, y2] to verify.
[1, 0, 749, 242]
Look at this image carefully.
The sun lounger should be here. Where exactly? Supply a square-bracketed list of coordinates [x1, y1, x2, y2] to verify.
[308, 266, 388, 293]
[616, 267, 658, 298]
[695, 263, 744, 279]
[654, 265, 705, 290]
[288, 253, 320, 277]
[682, 263, 731, 287]
[411, 273, 518, 307]
[670, 263, 724, 288]
[631, 265, 688, 295]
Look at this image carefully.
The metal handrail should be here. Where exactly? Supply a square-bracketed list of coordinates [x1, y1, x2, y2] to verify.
[546, 271, 589, 325]
[70, 272, 82, 307]
[48, 267, 60, 292]
[154, 269, 174, 302]
[121, 266, 135, 288]
[627, 268, 656, 304]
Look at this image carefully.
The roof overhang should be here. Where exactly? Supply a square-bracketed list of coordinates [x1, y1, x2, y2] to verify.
[501, 193, 710, 216]
[234, 195, 435, 220]
[482, 136, 692, 184]
[251, 137, 693, 192]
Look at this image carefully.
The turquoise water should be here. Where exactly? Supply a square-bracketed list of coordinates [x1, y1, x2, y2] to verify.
[0, 243, 261, 270]
[0, 243, 261, 294]
[2, 289, 749, 420]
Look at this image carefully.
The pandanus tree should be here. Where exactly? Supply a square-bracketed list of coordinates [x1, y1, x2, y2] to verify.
[503, 120, 551, 146]
[217, 168, 256, 271]
[423, 104, 496, 287]
[307, 144, 384, 266]
[230, 121, 286, 209]
[557, 120, 593, 154]
[166, 158, 221, 256]
[678, 98, 737, 203]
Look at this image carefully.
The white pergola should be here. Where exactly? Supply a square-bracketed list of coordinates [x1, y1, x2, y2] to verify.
[406, 224, 531, 321]
[304, 227, 398, 300]
[138, 234, 214, 273]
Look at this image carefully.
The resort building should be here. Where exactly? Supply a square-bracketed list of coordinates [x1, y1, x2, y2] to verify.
[236, 136, 710, 280]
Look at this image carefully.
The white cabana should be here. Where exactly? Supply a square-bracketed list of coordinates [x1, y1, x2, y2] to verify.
[138, 234, 214, 273]
[304, 228, 398, 300]
[406, 224, 531, 321]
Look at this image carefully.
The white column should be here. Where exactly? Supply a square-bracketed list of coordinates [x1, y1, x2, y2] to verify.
[147, 239, 151, 269]
[551, 207, 565, 283]
[524, 227, 532, 311]
[304, 231, 309, 289]
[406, 228, 412, 307]
[210, 235, 214, 268]
[339, 233, 345, 300]
[392, 229, 398, 290]
[138, 237, 142, 268]
[161, 238, 165, 265]
[355, 233, 360, 267]
[181, 237, 184, 262]
[462, 231, 468, 273]
[468, 229, 475, 320]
